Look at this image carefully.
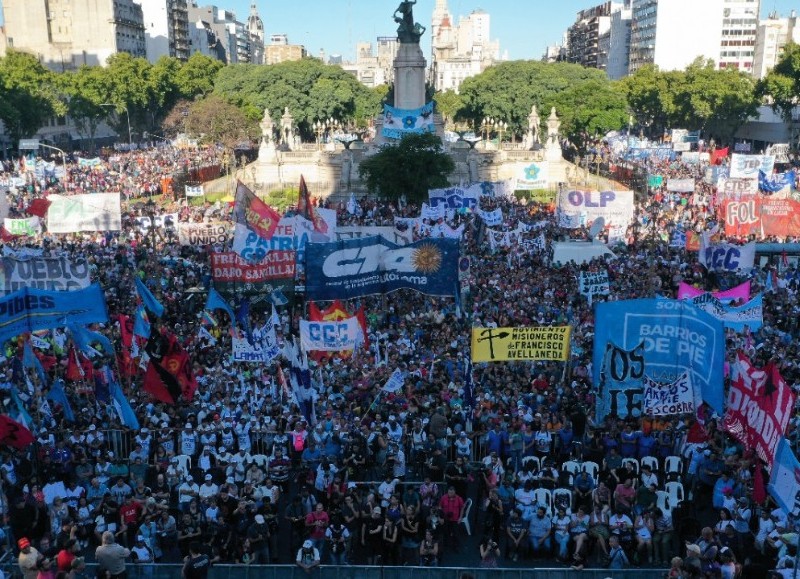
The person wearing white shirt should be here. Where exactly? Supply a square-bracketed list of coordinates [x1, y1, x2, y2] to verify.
[640, 466, 658, 489]
[180, 424, 197, 456]
[198, 475, 218, 503]
[177, 476, 199, 509]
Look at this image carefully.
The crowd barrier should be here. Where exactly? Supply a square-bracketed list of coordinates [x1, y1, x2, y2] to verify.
[83, 563, 660, 579]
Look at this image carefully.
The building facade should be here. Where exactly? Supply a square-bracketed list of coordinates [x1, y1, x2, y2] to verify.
[566, 2, 622, 70]
[752, 12, 800, 79]
[0, 0, 146, 70]
[340, 37, 397, 88]
[430, 1, 502, 93]
[187, 4, 263, 64]
[719, 0, 760, 71]
[605, 6, 632, 79]
[134, 0, 190, 63]
[264, 35, 307, 65]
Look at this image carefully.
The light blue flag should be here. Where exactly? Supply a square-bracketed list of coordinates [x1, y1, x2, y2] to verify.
[133, 305, 151, 339]
[135, 277, 165, 317]
[109, 375, 140, 430]
[46, 379, 75, 422]
[10, 386, 33, 428]
[68, 323, 114, 356]
[23, 340, 48, 387]
[204, 288, 236, 326]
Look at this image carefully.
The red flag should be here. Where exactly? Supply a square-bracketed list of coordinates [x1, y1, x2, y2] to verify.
[143, 362, 180, 404]
[710, 147, 729, 166]
[65, 347, 93, 382]
[0, 415, 35, 449]
[143, 330, 197, 404]
[27, 198, 51, 218]
[752, 463, 767, 505]
[356, 305, 370, 350]
[117, 314, 134, 350]
[309, 302, 324, 321]
[233, 181, 280, 240]
[297, 175, 313, 221]
[0, 227, 16, 242]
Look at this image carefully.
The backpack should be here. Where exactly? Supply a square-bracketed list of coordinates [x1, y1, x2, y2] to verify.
[293, 433, 305, 452]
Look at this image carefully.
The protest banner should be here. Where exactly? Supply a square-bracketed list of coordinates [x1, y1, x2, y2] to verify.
[177, 222, 229, 246]
[46, 193, 122, 233]
[299, 317, 363, 352]
[684, 293, 762, 332]
[556, 190, 634, 243]
[135, 214, 177, 235]
[2, 256, 90, 293]
[768, 438, 800, 517]
[231, 215, 335, 263]
[729, 153, 776, 179]
[382, 369, 406, 393]
[526, 190, 557, 204]
[593, 299, 725, 417]
[724, 196, 800, 238]
[579, 270, 610, 297]
[516, 162, 549, 190]
[699, 240, 755, 273]
[470, 326, 571, 362]
[677, 281, 750, 302]
[428, 186, 480, 210]
[666, 178, 695, 193]
[335, 226, 413, 246]
[478, 208, 503, 226]
[304, 237, 459, 301]
[642, 372, 697, 416]
[211, 251, 296, 299]
[232, 320, 280, 363]
[4, 217, 41, 237]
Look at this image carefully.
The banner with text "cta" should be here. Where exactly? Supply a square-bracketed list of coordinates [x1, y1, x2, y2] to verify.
[470, 326, 571, 362]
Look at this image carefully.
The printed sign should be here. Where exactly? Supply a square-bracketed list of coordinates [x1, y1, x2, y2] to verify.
[729, 153, 776, 179]
[666, 178, 695, 193]
[232, 321, 280, 363]
[382, 102, 435, 139]
[177, 222, 229, 246]
[684, 293, 762, 332]
[593, 299, 725, 417]
[428, 187, 480, 210]
[470, 326, 571, 362]
[700, 241, 755, 272]
[4, 217, 41, 237]
[516, 162, 549, 190]
[642, 372, 696, 416]
[2, 257, 90, 293]
[579, 270, 610, 297]
[724, 196, 800, 238]
[556, 190, 634, 243]
[211, 251, 296, 298]
[232, 216, 334, 263]
[299, 317, 363, 352]
[46, 193, 122, 233]
[304, 237, 459, 300]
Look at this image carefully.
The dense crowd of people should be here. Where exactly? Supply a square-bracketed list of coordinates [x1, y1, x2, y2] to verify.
[0, 140, 799, 579]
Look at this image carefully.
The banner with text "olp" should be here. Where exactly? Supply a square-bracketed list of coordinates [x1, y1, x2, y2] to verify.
[470, 326, 571, 362]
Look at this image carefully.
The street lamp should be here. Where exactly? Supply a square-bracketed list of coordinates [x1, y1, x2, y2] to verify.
[480, 117, 494, 148]
[100, 103, 132, 149]
[312, 118, 339, 150]
[496, 121, 508, 146]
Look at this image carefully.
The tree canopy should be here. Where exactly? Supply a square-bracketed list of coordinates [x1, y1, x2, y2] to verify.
[757, 42, 800, 122]
[358, 133, 454, 203]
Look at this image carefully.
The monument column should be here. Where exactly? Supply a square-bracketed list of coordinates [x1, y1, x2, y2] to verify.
[392, 1, 427, 110]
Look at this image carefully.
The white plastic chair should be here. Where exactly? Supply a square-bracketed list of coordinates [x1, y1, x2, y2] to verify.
[562, 460, 582, 476]
[640, 456, 659, 473]
[533, 488, 553, 516]
[665, 481, 684, 504]
[250, 454, 269, 468]
[664, 456, 683, 477]
[522, 456, 540, 472]
[174, 454, 192, 475]
[656, 490, 672, 516]
[581, 461, 600, 482]
[621, 457, 640, 475]
[553, 488, 573, 514]
[459, 498, 473, 536]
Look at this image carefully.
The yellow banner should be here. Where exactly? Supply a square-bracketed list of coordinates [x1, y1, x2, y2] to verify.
[471, 326, 571, 362]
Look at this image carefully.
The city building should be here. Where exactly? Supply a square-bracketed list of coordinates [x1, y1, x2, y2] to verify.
[566, 2, 623, 71]
[340, 37, 397, 88]
[605, 5, 632, 79]
[430, 1, 503, 93]
[542, 43, 567, 63]
[187, 3, 263, 64]
[0, 0, 146, 71]
[188, 19, 227, 62]
[719, 0, 760, 71]
[133, 0, 190, 63]
[752, 11, 800, 79]
[264, 34, 307, 65]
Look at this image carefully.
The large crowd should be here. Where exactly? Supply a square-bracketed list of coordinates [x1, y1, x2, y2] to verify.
[0, 140, 799, 579]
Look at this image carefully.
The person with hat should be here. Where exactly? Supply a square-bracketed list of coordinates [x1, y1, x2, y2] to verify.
[296, 539, 320, 575]
[246, 513, 270, 564]
[17, 538, 41, 579]
[130, 535, 153, 564]
[198, 474, 218, 504]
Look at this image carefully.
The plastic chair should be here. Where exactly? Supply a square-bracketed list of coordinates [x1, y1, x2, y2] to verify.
[522, 456, 540, 472]
[656, 490, 672, 516]
[664, 456, 683, 477]
[640, 456, 659, 473]
[665, 481, 684, 504]
[562, 460, 582, 476]
[174, 454, 192, 476]
[581, 461, 600, 482]
[621, 457, 639, 475]
[459, 498, 473, 536]
[533, 488, 553, 516]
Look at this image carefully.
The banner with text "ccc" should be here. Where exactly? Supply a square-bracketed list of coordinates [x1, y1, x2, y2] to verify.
[470, 326, 571, 362]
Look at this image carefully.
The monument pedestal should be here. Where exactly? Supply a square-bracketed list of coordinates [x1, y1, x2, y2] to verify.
[393, 42, 427, 110]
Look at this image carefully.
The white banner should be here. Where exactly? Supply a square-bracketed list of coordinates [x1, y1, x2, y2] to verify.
[178, 222, 230, 246]
[431, 223, 464, 239]
[700, 240, 755, 272]
[46, 193, 122, 233]
[421, 203, 445, 221]
[557, 190, 634, 243]
[666, 178, 695, 193]
[185, 185, 204, 197]
[516, 162, 549, 190]
[428, 186, 480, 210]
[134, 214, 177, 234]
[478, 208, 503, 226]
[4, 217, 41, 237]
[2, 256, 91, 293]
[335, 226, 413, 245]
[232, 320, 280, 363]
[579, 270, 610, 297]
[299, 317, 363, 352]
[382, 368, 405, 393]
[730, 153, 776, 179]
[642, 372, 697, 416]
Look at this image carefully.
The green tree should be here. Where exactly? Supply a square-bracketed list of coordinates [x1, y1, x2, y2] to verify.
[175, 53, 223, 99]
[358, 133, 454, 203]
[185, 95, 257, 147]
[433, 89, 463, 129]
[620, 64, 679, 136]
[61, 65, 113, 150]
[757, 42, 800, 121]
[0, 50, 66, 140]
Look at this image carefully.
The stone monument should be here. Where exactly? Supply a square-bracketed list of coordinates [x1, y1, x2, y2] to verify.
[280, 107, 295, 150]
[258, 108, 276, 161]
[392, 0, 426, 110]
[523, 105, 541, 150]
[545, 107, 563, 162]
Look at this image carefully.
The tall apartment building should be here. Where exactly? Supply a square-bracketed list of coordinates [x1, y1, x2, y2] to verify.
[605, 6, 632, 79]
[0, 0, 146, 70]
[628, 0, 759, 74]
[340, 37, 398, 88]
[752, 12, 800, 79]
[567, 2, 622, 70]
[187, 3, 263, 64]
[133, 0, 190, 62]
[264, 34, 307, 65]
[430, 1, 502, 93]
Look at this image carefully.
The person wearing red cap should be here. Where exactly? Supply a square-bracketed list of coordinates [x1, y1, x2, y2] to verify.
[17, 538, 41, 579]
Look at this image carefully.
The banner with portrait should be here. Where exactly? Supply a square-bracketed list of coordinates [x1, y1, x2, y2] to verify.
[382, 102, 435, 139]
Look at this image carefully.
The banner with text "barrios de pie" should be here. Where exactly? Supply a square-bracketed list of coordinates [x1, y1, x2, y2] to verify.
[470, 326, 571, 362]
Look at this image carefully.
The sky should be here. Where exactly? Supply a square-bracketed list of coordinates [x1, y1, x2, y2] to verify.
[221, 0, 799, 62]
[0, 0, 798, 61]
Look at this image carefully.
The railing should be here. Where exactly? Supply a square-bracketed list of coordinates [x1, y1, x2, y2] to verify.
[84, 563, 663, 579]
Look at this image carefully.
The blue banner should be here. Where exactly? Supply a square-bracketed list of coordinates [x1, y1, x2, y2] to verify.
[382, 102, 435, 139]
[593, 299, 725, 420]
[759, 169, 795, 194]
[0, 284, 108, 343]
[769, 437, 800, 516]
[304, 236, 459, 300]
[684, 293, 763, 333]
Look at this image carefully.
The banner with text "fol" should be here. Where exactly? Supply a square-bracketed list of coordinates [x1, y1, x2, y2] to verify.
[470, 326, 571, 362]
[177, 222, 229, 246]
[723, 196, 800, 238]
[1, 256, 90, 293]
[593, 299, 725, 417]
[304, 236, 459, 300]
[299, 317, 363, 352]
